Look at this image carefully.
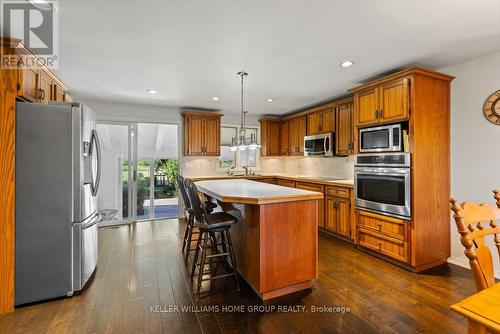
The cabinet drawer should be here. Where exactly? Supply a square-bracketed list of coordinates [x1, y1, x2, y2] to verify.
[325, 186, 349, 198]
[279, 179, 296, 188]
[357, 211, 409, 241]
[264, 178, 279, 184]
[358, 228, 410, 263]
[296, 182, 324, 193]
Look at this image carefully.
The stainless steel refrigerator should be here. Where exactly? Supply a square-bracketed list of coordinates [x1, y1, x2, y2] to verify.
[15, 101, 102, 306]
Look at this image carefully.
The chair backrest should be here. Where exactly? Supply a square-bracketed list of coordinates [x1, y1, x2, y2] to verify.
[184, 179, 209, 228]
[450, 189, 500, 291]
[176, 175, 191, 209]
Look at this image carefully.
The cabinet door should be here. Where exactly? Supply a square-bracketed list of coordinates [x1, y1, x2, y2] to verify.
[279, 121, 289, 155]
[326, 198, 337, 232]
[379, 78, 410, 123]
[319, 107, 335, 133]
[297, 116, 306, 155]
[288, 118, 299, 155]
[39, 70, 52, 104]
[268, 121, 280, 156]
[307, 112, 319, 135]
[184, 116, 204, 156]
[336, 197, 351, 239]
[336, 102, 353, 156]
[53, 84, 66, 102]
[17, 57, 39, 102]
[356, 87, 379, 127]
[203, 117, 220, 156]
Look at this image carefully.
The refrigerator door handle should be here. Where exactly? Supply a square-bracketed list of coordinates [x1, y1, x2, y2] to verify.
[90, 129, 102, 196]
[82, 213, 102, 229]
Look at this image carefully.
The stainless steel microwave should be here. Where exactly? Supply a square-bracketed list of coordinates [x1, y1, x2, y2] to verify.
[359, 123, 401, 153]
[304, 133, 334, 157]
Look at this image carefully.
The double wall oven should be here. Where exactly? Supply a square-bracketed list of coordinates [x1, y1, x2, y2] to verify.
[354, 153, 411, 219]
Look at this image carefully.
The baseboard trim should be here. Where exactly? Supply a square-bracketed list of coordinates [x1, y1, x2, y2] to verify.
[447, 256, 500, 279]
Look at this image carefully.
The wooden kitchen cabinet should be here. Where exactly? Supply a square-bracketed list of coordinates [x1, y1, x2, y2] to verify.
[357, 210, 410, 264]
[38, 70, 52, 104]
[17, 57, 69, 104]
[353, 78, 410, 127]
[326, 197, 351, 238]
[306, 105, 335, 135]
[296, 182, 324, 228]
[336, 99, 354, 156]
[260, 118, 281, 156]
[325, 186, 353, 241]
[379, 78, 410, 123]
[279, 120, 289, 155]
[17, 55, 40, 102]
[288, 116, 306, 155]
[182, 111, 222, 156]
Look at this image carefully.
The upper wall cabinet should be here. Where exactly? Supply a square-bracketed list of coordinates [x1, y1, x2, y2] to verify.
[260, 118, 281, 156]
[279, 120, 289, 156]
[182, 111, 222, 156]
[335, 99, 354, 156]
[288, 116, 306, 155]
[306, 105, 335, 135]
[16, 52, 69, 104]
[353, 77, 410, 127]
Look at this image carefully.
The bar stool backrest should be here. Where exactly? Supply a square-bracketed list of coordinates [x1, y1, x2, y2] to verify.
[185, 179, 210, 228]
[176, 175, 191, 210]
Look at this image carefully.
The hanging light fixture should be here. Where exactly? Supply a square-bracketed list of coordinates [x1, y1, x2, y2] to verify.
[230, 71, 261, 151]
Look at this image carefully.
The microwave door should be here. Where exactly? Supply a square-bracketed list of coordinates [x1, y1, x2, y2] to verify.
[361, 129, 390, 152]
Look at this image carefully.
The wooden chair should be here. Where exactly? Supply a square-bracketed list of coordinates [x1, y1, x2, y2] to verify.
[450, 190, 500, 292]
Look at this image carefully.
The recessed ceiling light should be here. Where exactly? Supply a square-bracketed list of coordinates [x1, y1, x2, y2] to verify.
[266, 98, 275, 102]
[339, 60, 354, 68]
[147, 89, 158, 94]
[212, 97, 220, 101]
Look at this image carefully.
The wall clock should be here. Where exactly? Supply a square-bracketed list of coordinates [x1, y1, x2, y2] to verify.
[483, 90, 500, 125]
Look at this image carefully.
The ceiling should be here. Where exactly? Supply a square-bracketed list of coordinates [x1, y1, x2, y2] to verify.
[55, 0, 500, 116]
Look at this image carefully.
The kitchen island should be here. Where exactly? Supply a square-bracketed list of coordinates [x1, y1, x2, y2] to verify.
[194, 179, 323, 301]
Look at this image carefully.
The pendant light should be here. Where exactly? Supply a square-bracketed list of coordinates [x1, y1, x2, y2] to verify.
[230, 71, 261, 151]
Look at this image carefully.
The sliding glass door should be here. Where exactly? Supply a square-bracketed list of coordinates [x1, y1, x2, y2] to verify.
[96, 122, 179, 223]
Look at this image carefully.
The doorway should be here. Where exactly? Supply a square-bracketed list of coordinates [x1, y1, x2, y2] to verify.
[96, 122, 180, 224]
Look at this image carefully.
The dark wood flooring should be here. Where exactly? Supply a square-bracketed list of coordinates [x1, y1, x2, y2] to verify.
[0, 219, 475, 333]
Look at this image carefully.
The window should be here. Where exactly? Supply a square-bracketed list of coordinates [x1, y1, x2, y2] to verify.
[218, 126, 260, 170]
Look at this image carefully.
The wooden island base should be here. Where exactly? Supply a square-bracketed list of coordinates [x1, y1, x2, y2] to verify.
[218, 200, 318, 301]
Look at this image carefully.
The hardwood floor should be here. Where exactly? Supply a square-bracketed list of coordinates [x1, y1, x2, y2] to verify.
[0, 219, 474, 333]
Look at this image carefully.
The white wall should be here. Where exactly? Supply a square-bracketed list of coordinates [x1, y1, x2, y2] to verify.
[441, 51, 500, 277]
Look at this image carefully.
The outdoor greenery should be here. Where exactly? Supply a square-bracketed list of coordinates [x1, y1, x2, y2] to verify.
[121, 158, 179, 218]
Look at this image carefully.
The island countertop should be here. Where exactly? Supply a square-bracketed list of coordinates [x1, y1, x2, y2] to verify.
[195, 179, 323, 205]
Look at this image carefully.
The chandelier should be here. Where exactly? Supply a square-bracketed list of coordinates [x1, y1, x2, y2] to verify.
[230, 71, 261, 151]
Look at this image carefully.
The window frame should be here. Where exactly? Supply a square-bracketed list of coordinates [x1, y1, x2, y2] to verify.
[216, 124, 261, 172]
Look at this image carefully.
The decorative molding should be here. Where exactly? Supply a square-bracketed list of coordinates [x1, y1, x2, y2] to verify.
[447, 256, 500, 279]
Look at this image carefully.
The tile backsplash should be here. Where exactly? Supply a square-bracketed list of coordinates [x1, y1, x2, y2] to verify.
[182, 156, 354, 179]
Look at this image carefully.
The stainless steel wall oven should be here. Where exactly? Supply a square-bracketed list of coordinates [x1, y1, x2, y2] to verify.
[354, 153, 411, 219]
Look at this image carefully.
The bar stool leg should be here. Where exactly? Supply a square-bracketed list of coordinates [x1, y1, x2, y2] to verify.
[225, 229, 240, 291]
[191, 230, 203, 279]
[182, 212, 192, 254]
[184, 213, 196, 259]
[196, 232, 209, 298]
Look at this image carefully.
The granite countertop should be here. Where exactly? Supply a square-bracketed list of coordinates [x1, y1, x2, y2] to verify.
[194, 179, 324, 205]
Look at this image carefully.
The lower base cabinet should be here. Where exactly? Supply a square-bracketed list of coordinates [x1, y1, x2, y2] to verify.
[357, 210, 410, 264]
[326, 196, 352, 239]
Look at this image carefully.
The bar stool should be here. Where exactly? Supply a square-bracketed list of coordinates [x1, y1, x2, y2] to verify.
[184, 179, 240, 299]
[176, 176, 217, 258]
